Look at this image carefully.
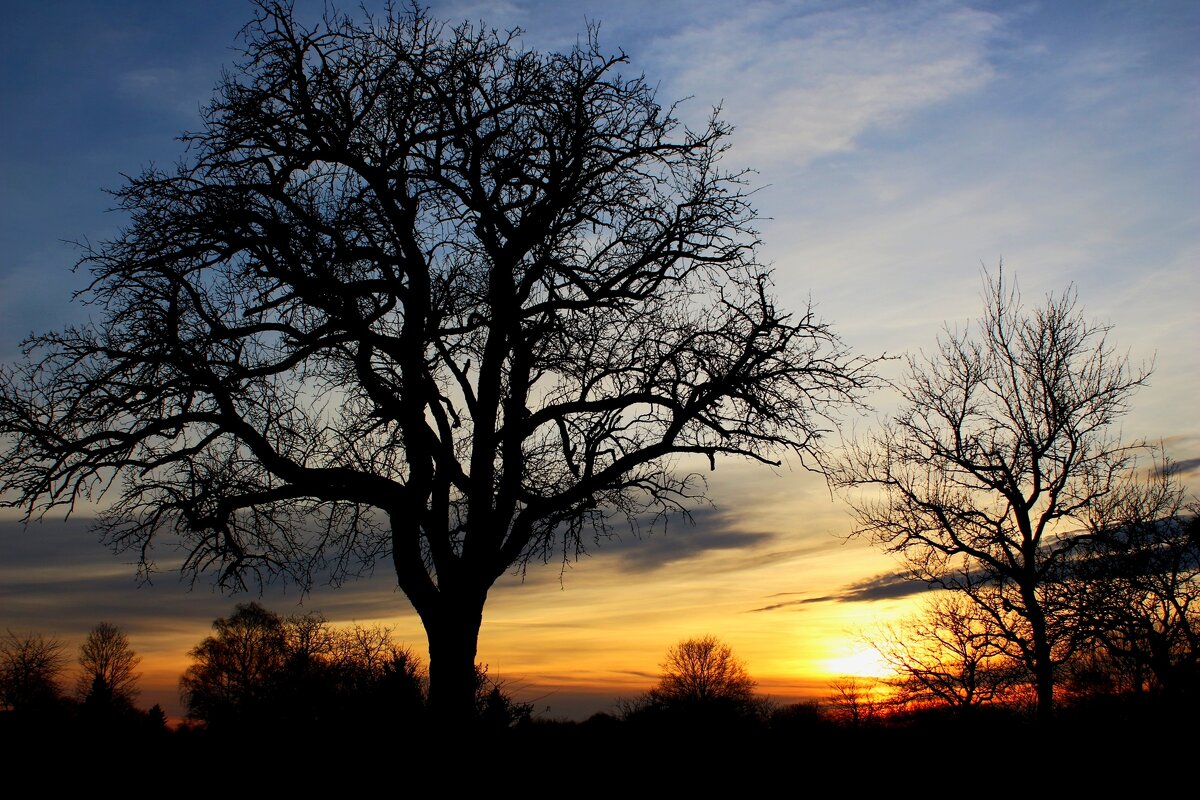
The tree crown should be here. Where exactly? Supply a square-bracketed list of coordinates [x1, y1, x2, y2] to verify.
[654, 634, 756, 704]
[836, 267, 1152, 720]
[76, 621, 141, 705]
[840, 269, 1149, 581]
[0, 1, 873, 598]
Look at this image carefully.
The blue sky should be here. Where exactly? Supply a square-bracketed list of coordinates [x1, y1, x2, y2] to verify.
[1, 1, 1196, 719]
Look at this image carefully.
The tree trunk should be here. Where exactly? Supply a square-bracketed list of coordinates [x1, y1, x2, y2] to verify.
[1025, 595, 1056, 725]
[422, 594, 487, 726]
[1033, 653, 1055, 724]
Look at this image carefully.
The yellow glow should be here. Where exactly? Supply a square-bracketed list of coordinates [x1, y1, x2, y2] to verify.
[3, 464, 927, 720]
[822, 646, 893, 679]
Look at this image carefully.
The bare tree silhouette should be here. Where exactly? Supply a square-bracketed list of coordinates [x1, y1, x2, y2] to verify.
[621, 635, 766, 726]
[0, 2, 874, 721]
[826, 676, 880, 727]
[870, 593, 1024, 712]
[76, 622, 142, 708]
[180, 602, 290, 729]
[837, 268, 1149, 722]
[654, 635, 756, 706]
[0, 631, 67, 714]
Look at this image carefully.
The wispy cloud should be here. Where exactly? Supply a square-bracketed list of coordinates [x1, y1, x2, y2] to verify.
[1165, 458, 1200, 477]
[748, 570, 930, 611]
[649, 1, 1002, 166]
[0, 518, 401, 638]
[586, 506, 777, 574]
[116, 65, 217, 121]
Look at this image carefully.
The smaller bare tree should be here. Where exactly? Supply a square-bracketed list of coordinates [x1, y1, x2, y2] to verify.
[180, 602, 289, 727]
[826, 676, 882, 727]
[870, 593, 1024, 713]
[655, 635, 756, 706]
[837, 268, 1150, 722]
[331, 623, 403, 677]
[76, 622, 142, 707]
[0, 631, 67, 713]
[623, 635, 763, 722]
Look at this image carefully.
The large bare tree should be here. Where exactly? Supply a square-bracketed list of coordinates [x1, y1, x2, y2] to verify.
[837, 270, 1148, 722]
[0, 3, 873, 721]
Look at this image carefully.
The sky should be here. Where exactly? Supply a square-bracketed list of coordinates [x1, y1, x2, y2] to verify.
[1, 0, 1197, 721]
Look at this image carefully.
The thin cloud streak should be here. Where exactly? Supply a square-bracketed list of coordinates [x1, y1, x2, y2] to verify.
[649, 1, 1002, 166]
[584, 507, 776, 575]
[1161, 458, 1200, 478]
[748, 571, 931, 611]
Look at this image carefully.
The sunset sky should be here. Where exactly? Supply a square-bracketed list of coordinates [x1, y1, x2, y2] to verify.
[1, 0, 1197, 721]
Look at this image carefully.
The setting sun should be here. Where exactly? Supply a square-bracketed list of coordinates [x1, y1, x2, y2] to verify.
[823, 647, 893, 680]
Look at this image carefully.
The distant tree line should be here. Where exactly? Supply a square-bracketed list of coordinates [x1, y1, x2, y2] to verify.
[179, 602, 424, 734]
[0, 604, 531, 746]
[0, 622, 166, 740]
[5, 613, 1196, 771]
[178, 601, 529, 735]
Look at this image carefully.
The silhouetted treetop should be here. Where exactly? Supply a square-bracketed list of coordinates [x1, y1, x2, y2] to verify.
[76, 622, 141, 708]
[655, 635, 756, 705]
[0, 631, 67, 714]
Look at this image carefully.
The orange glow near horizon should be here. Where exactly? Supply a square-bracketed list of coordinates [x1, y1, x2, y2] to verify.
[5, 464, 932, 721]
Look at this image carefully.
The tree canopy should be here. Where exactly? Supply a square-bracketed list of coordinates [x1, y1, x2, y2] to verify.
[0, 2, 873, 720]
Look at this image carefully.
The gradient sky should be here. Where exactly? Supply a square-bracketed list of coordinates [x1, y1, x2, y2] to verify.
[1, 0, 1197, 721]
